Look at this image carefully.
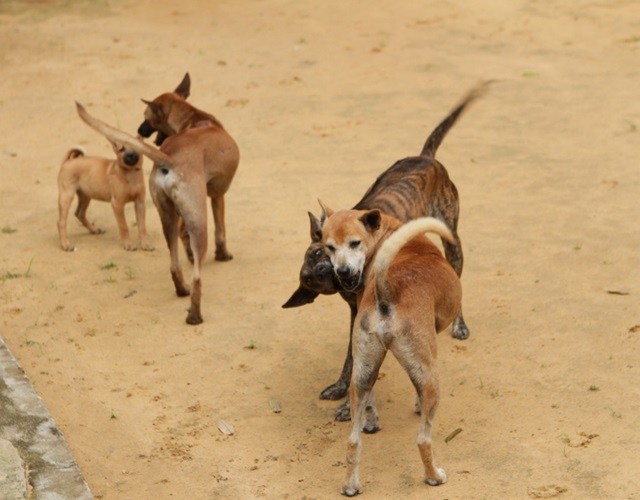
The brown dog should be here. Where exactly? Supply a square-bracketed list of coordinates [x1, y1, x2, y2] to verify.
[57, 143, 153, 252]
[283, 83, 486, 416]
[76, 73, 240, 324]
[321, 207, 461, 496]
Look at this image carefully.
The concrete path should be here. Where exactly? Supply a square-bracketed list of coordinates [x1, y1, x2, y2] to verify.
[0, 337, 93, 499]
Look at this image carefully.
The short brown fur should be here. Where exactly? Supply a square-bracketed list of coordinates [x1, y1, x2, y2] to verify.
[76, 74, 239, 324]
[322, 208, 461, 496]
[57, 143, 152, 252]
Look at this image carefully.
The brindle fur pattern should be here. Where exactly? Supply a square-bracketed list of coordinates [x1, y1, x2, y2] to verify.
[282, 83, 487, 418]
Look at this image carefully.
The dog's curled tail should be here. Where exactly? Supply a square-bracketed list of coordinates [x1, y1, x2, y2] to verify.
[75, 102, 171, 167]
[420, 80, 492, 158]
[63, 146, 86, 161]
[373, 217, 454, 310]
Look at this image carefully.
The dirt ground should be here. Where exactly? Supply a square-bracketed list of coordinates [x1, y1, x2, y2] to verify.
[1, 0, 639, 498]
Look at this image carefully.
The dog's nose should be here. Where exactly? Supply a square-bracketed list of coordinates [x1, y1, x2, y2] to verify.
[316, 263, 329, 274]
[137, 120, 155, 138]
[336, 267, 350, 278]
[124, 151, 140, 166]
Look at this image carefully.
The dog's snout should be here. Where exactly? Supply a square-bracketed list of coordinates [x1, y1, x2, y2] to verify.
[316, 263, 329, 274]
[137, 120, 155, 138]
[123, 151, 140, 166]
[336, 266, 350, 278]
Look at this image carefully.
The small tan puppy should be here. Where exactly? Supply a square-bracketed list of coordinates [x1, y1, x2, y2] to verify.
[57, 143, 153, 252]
[321, 206, 462, 496]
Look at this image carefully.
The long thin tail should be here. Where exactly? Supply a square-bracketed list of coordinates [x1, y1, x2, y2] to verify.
[420, 81, 491, 158]
[75, 102, 171, 167]
[374, 217, 454, 307]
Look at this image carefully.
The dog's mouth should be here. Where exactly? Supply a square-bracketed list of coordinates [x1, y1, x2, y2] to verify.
[338, 274, 362, 293]
[137, 120, 155, 138]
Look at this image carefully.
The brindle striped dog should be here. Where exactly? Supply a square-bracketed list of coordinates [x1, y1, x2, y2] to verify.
[283, 83, 487, 420]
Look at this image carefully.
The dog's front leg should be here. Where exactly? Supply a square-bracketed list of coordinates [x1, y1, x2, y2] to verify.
[111, 198, 134, 251]
[321, 302, 356, 412]
[134, 197, 154, 251]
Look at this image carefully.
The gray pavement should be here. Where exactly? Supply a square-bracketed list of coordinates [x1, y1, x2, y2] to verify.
[0, 337, 93, 499]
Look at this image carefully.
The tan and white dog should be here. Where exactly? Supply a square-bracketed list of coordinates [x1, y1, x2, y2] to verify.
[57, 143, 153, 252]
[321, 206, 461, 496]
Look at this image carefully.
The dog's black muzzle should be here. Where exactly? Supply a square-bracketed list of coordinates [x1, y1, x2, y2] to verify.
[123, 151, 140, 166]
[137, 120, 155, 138]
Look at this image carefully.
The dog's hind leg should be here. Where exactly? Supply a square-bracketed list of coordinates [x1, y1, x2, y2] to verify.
[442, 235, 470, 340]
[75, 192, 105, 235]
[392, 335, 447, 486]
[183, 198, 208, 325]
[211, 195, 232, 261]
[178, 217, 193, 263]
[157, 203, 190, 298]
[341, 331, 385, 496]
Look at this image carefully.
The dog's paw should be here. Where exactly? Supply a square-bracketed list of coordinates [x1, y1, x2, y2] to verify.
[334, 400, 352, 422]
[341, 484, 363, 496]
[62, 245, 78, 252]
[452, 317, 470, 340]
[186, 310, 203, 325]
[140, 244, 155, 252]
[425, 467, 447, 486]
[215, 252, 233, 262]
[90, 228, 106, 235]
[320, 380, 348, 401]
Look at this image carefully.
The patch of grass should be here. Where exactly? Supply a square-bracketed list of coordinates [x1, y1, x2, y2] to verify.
[244, 339, 257, 350]
[124, 266, 136, 280]
[100, 262, 117, 270]
[2, 226, 17, 234]
[1, 259, 33, 283]
[606, 407, 621, 418]
[588, 385, 600, 392]
[522, 71, 538, 78]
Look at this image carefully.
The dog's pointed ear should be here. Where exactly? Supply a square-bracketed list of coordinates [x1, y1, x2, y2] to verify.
[360, 209, 381, 232]
[141, 99, 164, 116]
[308, 212, 323, 242]
[174, 73, 191, 99]
[282, 286, 319, 308]
[318, 199, 334, 223]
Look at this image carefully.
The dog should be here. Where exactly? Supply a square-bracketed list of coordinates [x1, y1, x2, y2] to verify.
[283, 83, 486, 418]
[76, 73, 240, 324]
[320, 207, 461, 496]
[57, 142, 153, 252]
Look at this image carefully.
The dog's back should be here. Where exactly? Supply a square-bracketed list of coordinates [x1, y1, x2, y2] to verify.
[367, 217, 461, 334]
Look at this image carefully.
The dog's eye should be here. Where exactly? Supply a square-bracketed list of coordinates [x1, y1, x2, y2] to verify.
[313, 248, 324, 257]
[349, 240, 361, 249]
[119, 147, 125, 152]
[326, 244, 335, 253]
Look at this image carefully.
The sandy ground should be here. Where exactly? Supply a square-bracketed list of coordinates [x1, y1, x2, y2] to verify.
[1, 0, 639, 498]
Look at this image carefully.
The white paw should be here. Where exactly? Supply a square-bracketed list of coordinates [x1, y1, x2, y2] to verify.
[426, 467, 447, 486]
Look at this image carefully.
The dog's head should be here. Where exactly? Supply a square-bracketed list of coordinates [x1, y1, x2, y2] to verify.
[110, 141, 142, 170]
[137, 73, 191, 146]
[321, 205, 382, 293]
[282, 211, 341, 308]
